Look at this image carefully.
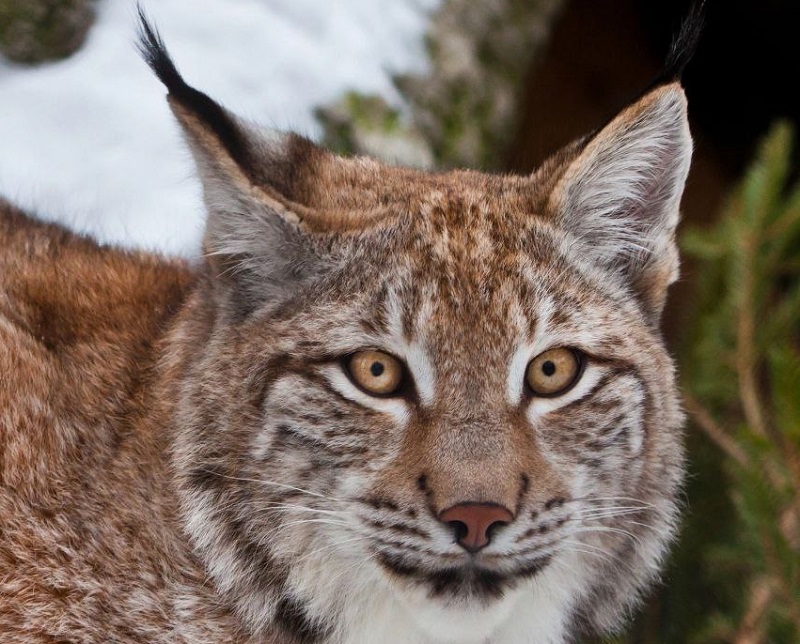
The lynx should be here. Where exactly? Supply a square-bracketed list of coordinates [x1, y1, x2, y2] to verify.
[0, 8, 701, 644]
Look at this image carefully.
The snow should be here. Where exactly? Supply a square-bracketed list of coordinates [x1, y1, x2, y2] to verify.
[0, 0, 440, 255]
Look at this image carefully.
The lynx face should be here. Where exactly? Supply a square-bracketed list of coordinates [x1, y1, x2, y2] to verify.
[140, 17, 690, 644]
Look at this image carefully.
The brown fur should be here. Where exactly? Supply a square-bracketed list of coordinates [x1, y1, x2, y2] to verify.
[0, 203, 253, 642]
[1, 28, 692, 642]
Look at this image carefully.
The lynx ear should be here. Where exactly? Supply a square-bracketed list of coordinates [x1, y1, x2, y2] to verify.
[548, 83, 692, 321]
[138, 13, 330, 316]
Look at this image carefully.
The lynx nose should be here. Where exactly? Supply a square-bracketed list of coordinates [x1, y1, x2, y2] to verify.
[438, 502, 514, 553]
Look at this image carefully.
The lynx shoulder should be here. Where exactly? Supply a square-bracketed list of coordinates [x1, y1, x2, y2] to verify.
[0, 202, 248, 641]
[0, 6, 703, 643]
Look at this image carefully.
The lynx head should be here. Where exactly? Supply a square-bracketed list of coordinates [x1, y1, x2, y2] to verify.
[140, 11, 693, 644]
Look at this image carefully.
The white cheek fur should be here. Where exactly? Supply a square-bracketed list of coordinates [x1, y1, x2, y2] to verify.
[506, 299, 600, 407]
[401, 342, 436, 406]
[505, 294, 560, 405]
[506, 343, 532, 405]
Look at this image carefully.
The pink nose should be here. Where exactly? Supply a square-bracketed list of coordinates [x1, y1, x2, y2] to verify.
[438, 502, 514, 553]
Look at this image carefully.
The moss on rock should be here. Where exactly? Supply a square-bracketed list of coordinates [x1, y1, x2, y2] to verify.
[315, 92, 434, 168]
[0, 0, 96, 64]
[317, 0, 565, 170]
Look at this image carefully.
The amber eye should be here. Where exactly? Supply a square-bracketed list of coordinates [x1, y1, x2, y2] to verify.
[526, 348, 582, 397]
[346, 350, 405, 396]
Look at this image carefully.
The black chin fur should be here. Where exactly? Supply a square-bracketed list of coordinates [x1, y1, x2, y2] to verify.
[377, 552, 552, 600]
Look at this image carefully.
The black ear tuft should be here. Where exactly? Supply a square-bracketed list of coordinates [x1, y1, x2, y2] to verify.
[651, 0, 707, 87]
[135, 4, 247, 167]
[135, 6, 186, 97]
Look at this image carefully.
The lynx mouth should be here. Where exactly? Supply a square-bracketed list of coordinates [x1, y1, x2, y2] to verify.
[376, 552, 553, 599]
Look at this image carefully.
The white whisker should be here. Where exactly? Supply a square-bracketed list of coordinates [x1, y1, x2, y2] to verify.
[561, 539, 637, 573]
[294, 535, 373, 565]
[570, 495, 658, 509]
[253, 503, 344, 517]
[198, 469, 345, 502]
[256, 518, 353, 546]
[571, 525, 645, 548]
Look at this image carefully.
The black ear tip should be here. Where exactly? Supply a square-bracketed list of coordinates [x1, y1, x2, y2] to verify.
[135, 3, 188, 96]
[660, 0, 707, 84]
[134, 4, 249, 172]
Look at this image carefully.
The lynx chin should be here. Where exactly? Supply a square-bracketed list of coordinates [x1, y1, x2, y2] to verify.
[0, 6, 703, 644]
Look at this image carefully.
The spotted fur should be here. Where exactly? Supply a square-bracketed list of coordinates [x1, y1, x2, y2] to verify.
[0, 12, 695, 644]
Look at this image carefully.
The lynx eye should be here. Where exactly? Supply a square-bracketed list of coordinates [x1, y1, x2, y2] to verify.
[526, 347, 582, 397]
[346, 350, 405, 396]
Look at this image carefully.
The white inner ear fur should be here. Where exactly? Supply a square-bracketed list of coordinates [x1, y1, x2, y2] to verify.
[550, 83, 693, 271]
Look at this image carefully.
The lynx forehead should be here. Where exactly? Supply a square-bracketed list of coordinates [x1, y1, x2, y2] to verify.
[0, 7, 701, 644]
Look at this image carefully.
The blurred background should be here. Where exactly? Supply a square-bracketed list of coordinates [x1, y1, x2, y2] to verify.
[1, 0, 798, 641]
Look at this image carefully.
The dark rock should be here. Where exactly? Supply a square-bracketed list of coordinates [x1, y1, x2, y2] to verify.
[0, 0, 96, 64]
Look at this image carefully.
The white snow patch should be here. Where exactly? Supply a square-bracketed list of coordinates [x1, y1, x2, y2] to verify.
[0, 0, 440, 255]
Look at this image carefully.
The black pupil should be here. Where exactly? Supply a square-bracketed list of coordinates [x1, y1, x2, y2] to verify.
[541, 360, 556, 377]
[370, 361, 385, 377]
